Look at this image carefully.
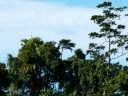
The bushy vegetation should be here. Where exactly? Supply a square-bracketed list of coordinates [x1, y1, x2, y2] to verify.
[1, 2, 128, 96]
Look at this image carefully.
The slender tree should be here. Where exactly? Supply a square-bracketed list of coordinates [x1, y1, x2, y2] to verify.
[89, 2, 128, 64]
[88, 2, 128, 95]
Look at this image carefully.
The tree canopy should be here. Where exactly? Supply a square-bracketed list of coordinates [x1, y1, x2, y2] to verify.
[0, 1, 128, 96]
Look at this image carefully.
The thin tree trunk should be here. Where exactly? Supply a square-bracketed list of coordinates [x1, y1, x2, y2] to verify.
[108, 37, 111, 65]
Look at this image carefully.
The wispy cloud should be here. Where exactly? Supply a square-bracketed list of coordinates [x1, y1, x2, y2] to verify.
[0, 0, 99, 48]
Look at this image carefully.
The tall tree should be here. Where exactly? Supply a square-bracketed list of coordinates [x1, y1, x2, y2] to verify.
[87, 1, 128, 95]
[89, 2, 128, 64]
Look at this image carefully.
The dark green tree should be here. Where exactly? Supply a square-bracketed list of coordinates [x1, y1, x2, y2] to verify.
[7, 37, 76, 96]
[0, 62, 11, 96]
[58, 39, 75, 60]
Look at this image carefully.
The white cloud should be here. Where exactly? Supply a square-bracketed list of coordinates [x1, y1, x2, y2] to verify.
[0, 0, 100, 48]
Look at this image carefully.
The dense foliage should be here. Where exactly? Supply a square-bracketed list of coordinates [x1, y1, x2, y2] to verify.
[0, 2, 128, 96]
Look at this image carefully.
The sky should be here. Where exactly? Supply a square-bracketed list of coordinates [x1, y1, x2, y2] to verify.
[0, 0, 128, 65]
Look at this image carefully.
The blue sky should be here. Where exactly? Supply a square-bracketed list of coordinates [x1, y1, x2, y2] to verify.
[0, 0, 128, 65]
[32, 0, 128, 7]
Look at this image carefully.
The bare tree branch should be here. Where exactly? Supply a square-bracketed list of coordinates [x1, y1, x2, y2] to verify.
[100, 40, 109, 46]
[111, 51, 128, 60]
